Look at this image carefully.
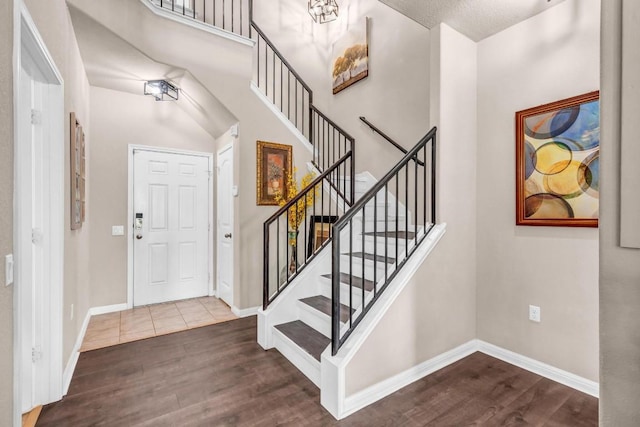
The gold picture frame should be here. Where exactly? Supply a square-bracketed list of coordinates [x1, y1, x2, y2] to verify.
[256, 141, 292, 206]
[70, 112, 86, 230]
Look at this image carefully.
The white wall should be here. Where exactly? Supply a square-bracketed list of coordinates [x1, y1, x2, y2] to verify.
[476, 0, 600, 381]
[89, 86, 217, 306]
[600, 0, 640, 423]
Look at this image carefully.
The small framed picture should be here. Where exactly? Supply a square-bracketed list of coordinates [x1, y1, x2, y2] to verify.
[256, 141, 292, 206]
[307, 215, 338, 258]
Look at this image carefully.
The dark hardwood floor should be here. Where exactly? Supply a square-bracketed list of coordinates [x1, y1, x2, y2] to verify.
[37, 316, 597, 426]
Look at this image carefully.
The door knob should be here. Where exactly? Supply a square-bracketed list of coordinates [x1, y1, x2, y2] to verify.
[136, 234, 143, 240]
[224, 233, 232, 238]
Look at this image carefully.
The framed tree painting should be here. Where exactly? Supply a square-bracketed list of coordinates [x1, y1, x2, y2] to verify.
[70, 112, 86, 230]
[515, 91, 600, 227]
[256, 141, 292, 206]
[331, 18, 369, 94]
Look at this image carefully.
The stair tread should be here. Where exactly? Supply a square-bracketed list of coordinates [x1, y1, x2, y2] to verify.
[364, 231, 416, 239]
[348, 252, 396, 264]
[321, 272, 375, 292]
[274, 321, 329, 362]
[299, 295, 354, 323]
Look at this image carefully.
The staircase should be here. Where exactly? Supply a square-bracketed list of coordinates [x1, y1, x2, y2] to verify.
[123, 0, 444, 419]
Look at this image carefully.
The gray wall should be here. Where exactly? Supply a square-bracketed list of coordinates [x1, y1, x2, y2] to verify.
[476, 0, 600, 381]
[600, 0, 640, 424]
[0, 1, 14, 424]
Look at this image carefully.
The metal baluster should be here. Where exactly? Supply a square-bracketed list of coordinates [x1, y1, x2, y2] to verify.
[373, 193, 377, 295]
[432, 135, 437, 224]
[276, 217, 280, 291]
[287, 71, 291, 121]
[361, 206, 365, 313]
[349, 221, 353, 328]
[385, 182, 388, 283]
[272, 50, 275, 104]
[263, 221, 269, 310]
[395, 176, 399, 271]
[286, 210, 290, 281]
[223, 0, 226, 29]
[414, 153, 418, 245]
[231, 0, 234, 33]
[423, 146, 427, 230]
[331, 224, 341, 355]
[257, 36, 260, 88]
[405, 165, 408, 259]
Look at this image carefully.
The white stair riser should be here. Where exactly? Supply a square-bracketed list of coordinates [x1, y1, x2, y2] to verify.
[272, 328, 321, 387]
[319, 280, 368, 310]
[297, 301, 332, 338]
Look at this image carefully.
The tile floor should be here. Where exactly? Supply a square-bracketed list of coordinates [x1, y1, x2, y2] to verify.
[80, 296, 237, 352]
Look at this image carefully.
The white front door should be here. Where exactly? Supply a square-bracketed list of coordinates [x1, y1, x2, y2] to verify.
[217, 145, 234, 306]
[133, 149, 211, 306]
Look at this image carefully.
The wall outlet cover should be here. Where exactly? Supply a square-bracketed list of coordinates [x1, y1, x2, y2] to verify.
[529, 305, 541, 323]
[5, 254, 13, 286]
[112, 225, 125, 236]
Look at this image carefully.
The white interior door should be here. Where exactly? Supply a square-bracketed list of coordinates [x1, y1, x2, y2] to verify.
[133, 150, 211, 306]
[217, 145, 234, 306]
[17, 41, 63, 413]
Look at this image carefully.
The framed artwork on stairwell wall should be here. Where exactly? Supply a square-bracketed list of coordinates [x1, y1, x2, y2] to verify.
[70, 112, 86, 230]
[331, 17, 369, 95]
[256, 140, 292, 206]
[515, 91, 600, 227]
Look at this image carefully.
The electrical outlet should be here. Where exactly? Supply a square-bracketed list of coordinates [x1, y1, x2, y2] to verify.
[70, 304, 74, 321]
[529, 305, 541, 323]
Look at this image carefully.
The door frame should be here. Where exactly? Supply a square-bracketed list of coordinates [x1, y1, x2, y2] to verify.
[127, 145, 214, 308]
[13, 0, 65, 422]
[216, 142, 235, 306]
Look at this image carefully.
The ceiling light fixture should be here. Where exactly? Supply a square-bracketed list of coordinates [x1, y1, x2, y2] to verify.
[308, 0, 339, 24]
[144, 79, 179, 101]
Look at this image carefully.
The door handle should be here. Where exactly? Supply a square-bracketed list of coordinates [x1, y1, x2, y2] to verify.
[136, 234, 143, 240]
[224, 233, 232, 238]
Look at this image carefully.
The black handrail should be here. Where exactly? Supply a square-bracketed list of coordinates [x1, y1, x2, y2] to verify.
[263, 152, 353, 309]
[360, 116, 425, 167]
[331, 127, 437, 355]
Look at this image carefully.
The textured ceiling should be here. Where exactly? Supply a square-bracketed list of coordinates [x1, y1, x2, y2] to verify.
[378, 0, 568, 41]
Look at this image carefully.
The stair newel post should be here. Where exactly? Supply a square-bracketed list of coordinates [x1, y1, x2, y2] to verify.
[263, 221, 269, 310]
[331, 223, 341, 356]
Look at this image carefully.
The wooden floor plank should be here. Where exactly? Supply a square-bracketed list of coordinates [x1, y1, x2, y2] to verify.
[37, 317, 598, 426]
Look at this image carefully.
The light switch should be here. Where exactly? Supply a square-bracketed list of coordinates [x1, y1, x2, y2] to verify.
[112, 225, 125, 236]
[232, 185, 239, 197]
[5, 254, 13, 286]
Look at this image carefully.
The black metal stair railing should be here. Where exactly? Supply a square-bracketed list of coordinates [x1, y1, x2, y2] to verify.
[155, 0, 251, 36]
[250, 20, 355, 198]
[330, 127, 437, 355]
[263, 152, 353, 309]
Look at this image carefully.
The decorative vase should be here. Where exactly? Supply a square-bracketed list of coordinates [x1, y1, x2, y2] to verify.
[288, 230, 299, 275]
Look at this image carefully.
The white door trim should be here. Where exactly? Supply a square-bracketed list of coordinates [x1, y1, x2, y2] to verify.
[13, 0, 65, 422]
[127, 144, 214, 308]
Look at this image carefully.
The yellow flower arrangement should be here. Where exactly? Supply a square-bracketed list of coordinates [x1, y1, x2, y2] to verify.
[274, 167, 318, 237]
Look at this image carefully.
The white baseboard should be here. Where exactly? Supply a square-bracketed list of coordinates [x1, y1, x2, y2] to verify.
[62, 309, 91, 395]
[89, 303, 128, 316]
[335, 338, 598, 419]
[62, 303, 128, 395]
[476, 340, 599, 397]
[231, 305, 260, 318]
[341, 340, 477, 418]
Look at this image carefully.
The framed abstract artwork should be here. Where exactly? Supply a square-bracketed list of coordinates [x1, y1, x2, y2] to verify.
[70, 112, 86, 230]
[256, 141, 292, 206]
[515, 91, 600, 227]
